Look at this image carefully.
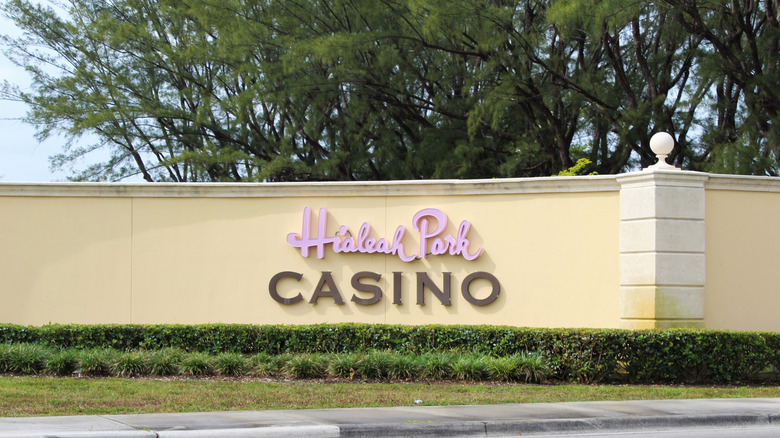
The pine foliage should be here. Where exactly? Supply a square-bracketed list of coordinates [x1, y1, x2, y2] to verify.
[1, 0, 778, 179]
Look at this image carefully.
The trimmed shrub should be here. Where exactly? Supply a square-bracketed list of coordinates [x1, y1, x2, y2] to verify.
[451, 355, 490, 381]
[247, 353, 274, 377]
[255, 353, 292, 377]
[541, 330, 624, 383]
[487, 356, 516, 382]
[418, 352, 455, 380]
[388, 354, 421, 380]
[623, 330, 772, 383]
[0, 323, 778, 383]
[284, 354, 328, 379]
[215, 352, 248, 376]
[328, 353, 359, 379]
[514, 352, 550, 383]
[6, 343, 50, 374]
[45, 349, 80, 376]
[148, 348, 183, 376]
[112, 351, 149, 377]
[0, 343, 11, 373]
[79, 349, 118, 376]
[179, 352, 214, 376]
[356, 351, 394, 379]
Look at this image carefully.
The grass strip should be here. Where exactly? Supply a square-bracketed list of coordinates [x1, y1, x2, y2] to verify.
[2, 376, 780, 417]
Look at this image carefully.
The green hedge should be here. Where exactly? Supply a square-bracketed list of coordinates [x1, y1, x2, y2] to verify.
[1, 323, 778, 384]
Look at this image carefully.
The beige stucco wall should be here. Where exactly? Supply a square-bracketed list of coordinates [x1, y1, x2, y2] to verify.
[0, 197, 133, 324]
[0, 178, 621, 328]
[705, 176, 780, 331]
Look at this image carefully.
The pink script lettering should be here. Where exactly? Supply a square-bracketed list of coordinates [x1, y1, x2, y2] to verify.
[286, 207, 483, 262]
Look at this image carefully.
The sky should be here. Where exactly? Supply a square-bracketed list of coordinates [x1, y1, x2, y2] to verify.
[0, 13, 73, 182]
[0, 65, 72, 182]
[1, 6, 119, 183]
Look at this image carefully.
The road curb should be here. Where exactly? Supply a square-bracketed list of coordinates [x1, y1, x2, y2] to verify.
[339, 413, 780, 437]
[486, 413, 777, 436]
[340, 421, 488, 437]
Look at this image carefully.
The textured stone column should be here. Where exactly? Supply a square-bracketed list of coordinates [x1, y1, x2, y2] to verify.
[616, 134, 708, 328]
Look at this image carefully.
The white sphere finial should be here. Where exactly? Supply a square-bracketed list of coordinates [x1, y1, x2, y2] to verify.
[648, 132, 677, 170]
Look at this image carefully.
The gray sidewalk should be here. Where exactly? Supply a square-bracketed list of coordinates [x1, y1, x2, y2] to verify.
[0, 398, 779, 437]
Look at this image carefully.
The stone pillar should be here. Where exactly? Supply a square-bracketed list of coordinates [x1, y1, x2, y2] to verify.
[616, 133, 708, 328]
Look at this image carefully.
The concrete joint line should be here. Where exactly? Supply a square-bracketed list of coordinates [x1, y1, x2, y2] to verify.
[620, 317, 705, 321]
[621, 283, 706, 288]
[619, 250, 706, 255]
[620, 217, 705, 223]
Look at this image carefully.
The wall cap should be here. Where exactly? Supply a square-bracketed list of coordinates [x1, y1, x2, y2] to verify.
[706, 174, 780, 192]
[6, 172, 776, 198]
[0, 176, 620, 198]
[616, 169, 709, 188]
